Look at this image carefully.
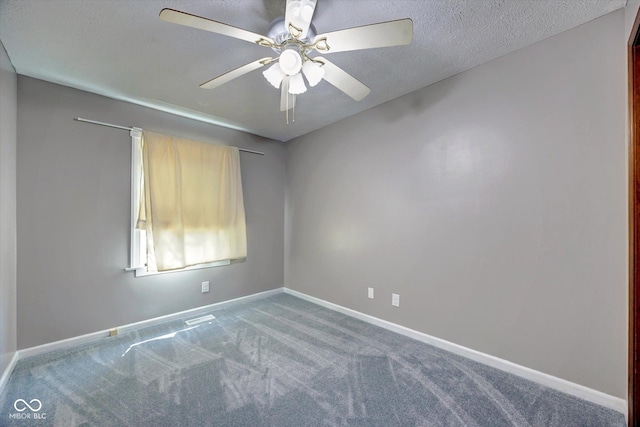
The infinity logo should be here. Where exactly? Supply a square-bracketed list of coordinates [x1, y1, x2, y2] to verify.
[13, 399, 42, 412]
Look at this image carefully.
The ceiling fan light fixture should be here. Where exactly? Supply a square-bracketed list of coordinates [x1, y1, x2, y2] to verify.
[263, 63, 285, 88]
[279, 49, 303, 76]
[288, 72, 307, 94]
[302, 60, 325, 87]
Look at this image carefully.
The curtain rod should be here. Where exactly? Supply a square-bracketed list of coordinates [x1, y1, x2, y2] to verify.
[74, 117, 265, 156]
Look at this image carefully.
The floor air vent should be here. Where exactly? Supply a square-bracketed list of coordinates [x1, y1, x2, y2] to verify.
[185, 314, 215, 325]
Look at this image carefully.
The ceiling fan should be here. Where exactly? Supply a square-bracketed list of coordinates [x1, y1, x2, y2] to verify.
[159, 0, 413, 117]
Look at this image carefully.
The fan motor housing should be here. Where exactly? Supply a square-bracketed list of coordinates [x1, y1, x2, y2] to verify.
[267, 16, 317, 50]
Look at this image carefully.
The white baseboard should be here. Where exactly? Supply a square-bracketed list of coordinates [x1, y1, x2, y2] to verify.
[283, 288, 627, 416]
[0, 351, 19, 396]
[116, 287, 284, 335]
[18, 329, 112, 360]
[18, 287, 284, 360]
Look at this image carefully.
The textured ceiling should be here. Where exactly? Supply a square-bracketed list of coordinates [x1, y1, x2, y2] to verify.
[0, 0, 625, 142]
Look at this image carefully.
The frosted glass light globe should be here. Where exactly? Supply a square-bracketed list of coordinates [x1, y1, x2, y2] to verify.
[288, 73, 307, 94]
[302, 61, 325, 87]
[263, 63, 285, 88]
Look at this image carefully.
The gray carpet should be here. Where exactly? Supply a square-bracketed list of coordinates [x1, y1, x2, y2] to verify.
[0, 293, 626, 426]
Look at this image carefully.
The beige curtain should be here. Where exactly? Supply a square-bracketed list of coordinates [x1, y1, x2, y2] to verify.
[137, 131, 247, 272]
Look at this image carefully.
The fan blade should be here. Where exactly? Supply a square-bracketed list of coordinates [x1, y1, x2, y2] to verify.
[285, 0, 317, 40]
[314, 58, 370, 101]
[280, 77, 295, 111]
[160, 8, 274, 46]
[312, 19, 412, 54]
[200, 58, 274, 90]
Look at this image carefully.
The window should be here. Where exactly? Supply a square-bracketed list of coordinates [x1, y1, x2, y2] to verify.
[128, 129, 247, 276]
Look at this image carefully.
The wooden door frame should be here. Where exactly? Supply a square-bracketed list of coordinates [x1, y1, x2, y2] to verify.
[630, 7, 640, 427]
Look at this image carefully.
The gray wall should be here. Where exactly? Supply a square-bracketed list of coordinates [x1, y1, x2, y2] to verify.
[17, 77, 285, 349]
[285, 10, 626, 398]
[0, 41, 17, 376]
[627, 1, 640, 39]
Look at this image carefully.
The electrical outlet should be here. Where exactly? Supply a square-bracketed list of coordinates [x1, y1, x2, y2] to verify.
[368, 287, 374, 299]
[202, 281, 210, 293]
[392, 293, 400, 307]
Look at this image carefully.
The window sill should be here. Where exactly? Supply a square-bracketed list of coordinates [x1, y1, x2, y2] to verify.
[125, 259, 231, 277]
